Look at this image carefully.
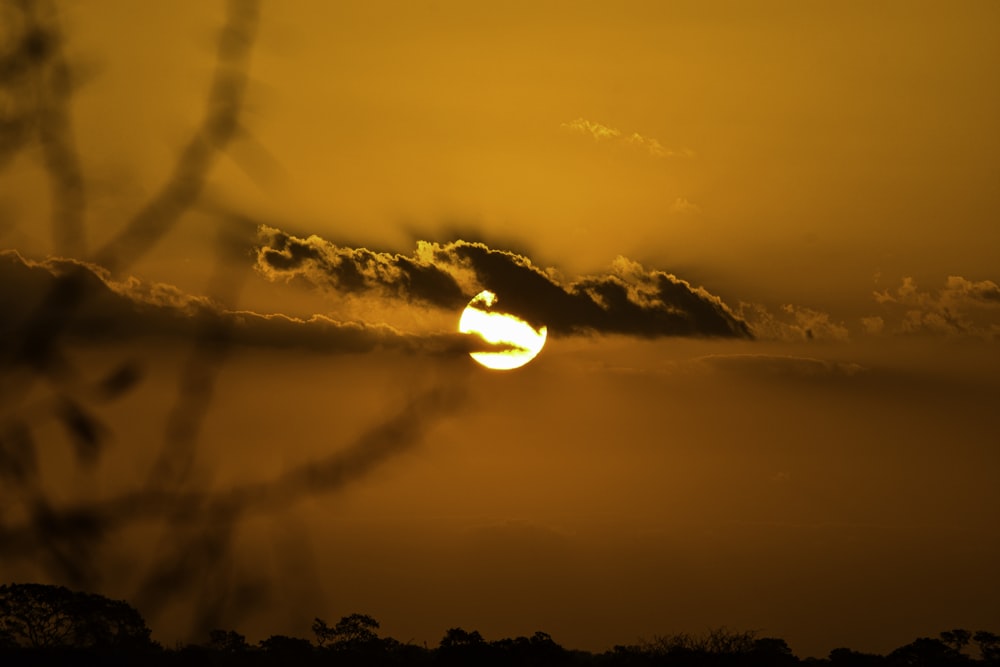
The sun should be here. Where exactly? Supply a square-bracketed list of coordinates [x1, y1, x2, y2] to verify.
[458, 290, 547, 370]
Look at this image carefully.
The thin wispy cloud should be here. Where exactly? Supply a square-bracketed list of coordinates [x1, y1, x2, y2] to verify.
[695, 354, 867, 379]
[670, 197, 702, 215]
[561, 118, 694, 158]
[561, 118, 622, 141]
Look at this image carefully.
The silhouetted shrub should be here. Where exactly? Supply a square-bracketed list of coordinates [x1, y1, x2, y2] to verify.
[829, 646, 886, 666]
[0, 582, 153, 650]
[258, 633, 313, 656]
[886, 637, 964, 666]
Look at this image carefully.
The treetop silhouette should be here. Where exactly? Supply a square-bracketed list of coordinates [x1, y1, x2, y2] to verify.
[0, 582, 152, 650]
[3, 584, 1000, 666]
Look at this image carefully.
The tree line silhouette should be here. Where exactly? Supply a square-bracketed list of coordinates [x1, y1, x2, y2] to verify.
[1, 583, 997, 666]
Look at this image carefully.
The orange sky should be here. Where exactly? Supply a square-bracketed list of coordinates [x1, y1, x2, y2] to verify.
[1, 0, 999, 659]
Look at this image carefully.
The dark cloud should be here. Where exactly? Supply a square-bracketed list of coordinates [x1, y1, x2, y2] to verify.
[0, 250, 488, 357]
[256, 228, 466, 309]
[255, 227, 751, 339]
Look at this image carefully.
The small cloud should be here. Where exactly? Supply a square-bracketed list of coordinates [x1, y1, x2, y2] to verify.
[860, 316, 884, 335]
[560, 118, 620, 141]
[561, 118, 693, 159]
[670, 197, 702, 215]
[626, 132, 669, 157]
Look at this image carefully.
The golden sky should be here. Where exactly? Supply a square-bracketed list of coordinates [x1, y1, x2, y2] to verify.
[1, 0, 999, 659]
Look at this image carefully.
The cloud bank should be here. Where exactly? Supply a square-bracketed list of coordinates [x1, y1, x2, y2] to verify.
[730, 274, 1000, 343]
[0, 250, 481, 356]
[254, 228, 751, 339]
[870, 275, 1000, 339]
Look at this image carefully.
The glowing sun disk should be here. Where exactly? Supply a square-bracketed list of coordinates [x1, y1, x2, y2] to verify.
[459, 291, 547, 370]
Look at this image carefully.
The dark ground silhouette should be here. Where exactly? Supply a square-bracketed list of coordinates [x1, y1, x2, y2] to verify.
[1, 583, 998, 666]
